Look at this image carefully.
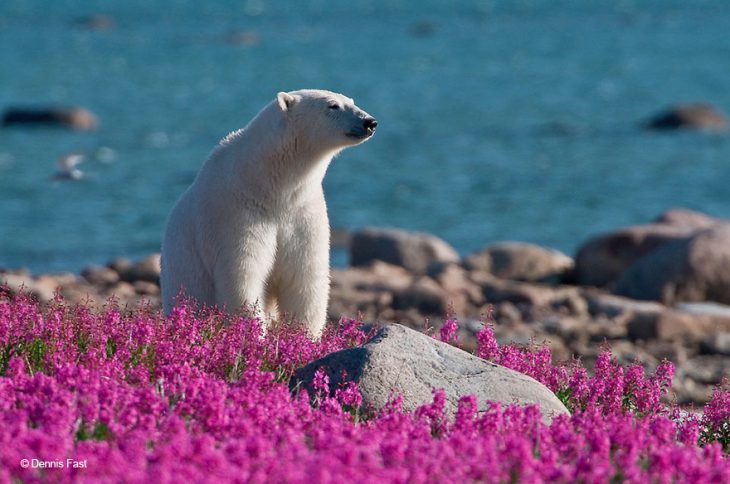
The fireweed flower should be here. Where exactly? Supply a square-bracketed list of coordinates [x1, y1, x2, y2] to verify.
[439, 319, 458, 344]
[1, 291, 729, 482]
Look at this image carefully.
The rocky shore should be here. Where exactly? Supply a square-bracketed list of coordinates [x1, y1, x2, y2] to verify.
[3, 208, 730, 407]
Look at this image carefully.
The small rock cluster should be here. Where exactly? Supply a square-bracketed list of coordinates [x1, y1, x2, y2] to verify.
[1, 254, 161, 308]
[3, 208, 730, 406]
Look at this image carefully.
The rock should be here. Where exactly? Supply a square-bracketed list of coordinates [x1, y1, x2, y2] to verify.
[34, 275, 70, 301]
[328, 289, 392, 322]
[645, 103, 727, 131]
[470, 271, 579, 310]
[2, 106, 99, 131]
[392, 277, 450, 315]
[682, 355, 728, 385]
[609, 340, 657, 367]
[615, 226, 730, 305]
[74, 14, 116, 30]
[587, 320, 628, 342]
[409, 21, 438, 38]
[1, 273, 55, 302]
[645, 340, 688, 366]
[350, 227, 459, 275]
[627, 306, 730, 342]
[58, 285, 99, 306]
[574, 223, 699, 288]
[493, 301, 523, 326]
[105, 281, 137, 300]
[654, 208, 725, 229]
[291, 324, 569, 424]
[120, 253, 161, 285]
[674, 378, 714, 406]
[225, 30, 259, 46]
[81, 265, 120, 287]
[701, 332, 730, 356]
[0, 267, 31, 277]
[133, 280, 160, 296]
[676, 302, 730, 318]
[551, 292, 590, 317]
[464, 242, 573, 283]
[427, 262, 485, 308]
[331, 261, 414, 293]
[542, 315, 589, 342]
[329, 262, 413, 319]
[544, 337, 572, 362]
[586, 293, 665, 319]
[108, 257, 133, 275]
[575, 210, 729, 288]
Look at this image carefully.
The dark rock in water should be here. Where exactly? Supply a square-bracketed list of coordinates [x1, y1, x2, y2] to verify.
[645, 104, 727, 131]
[464, 241, 573, 283]
[350, 227, 459, 275]
[2, 106, 99, 131]
[74, 14, 116, 30]
[225, 30, 259, 46]
[409, 21, 438, 38]
[615, 226, 730, 305]
[291, 324, 569, 424]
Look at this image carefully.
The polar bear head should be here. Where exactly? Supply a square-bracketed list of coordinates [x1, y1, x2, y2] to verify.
[276, 89, 377, 152]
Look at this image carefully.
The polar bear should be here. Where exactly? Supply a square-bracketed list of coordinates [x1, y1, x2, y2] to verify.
[160, 89, 377, 338]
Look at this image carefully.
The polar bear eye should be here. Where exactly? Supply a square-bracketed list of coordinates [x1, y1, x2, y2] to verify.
[328, 103, 340, 110]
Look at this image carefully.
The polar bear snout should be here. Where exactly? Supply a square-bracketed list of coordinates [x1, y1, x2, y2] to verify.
[348, 116, 378, 140]
[364, 117, 378, 135]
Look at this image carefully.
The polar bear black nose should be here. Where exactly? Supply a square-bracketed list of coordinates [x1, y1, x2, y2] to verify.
[364, 118, 378, 130]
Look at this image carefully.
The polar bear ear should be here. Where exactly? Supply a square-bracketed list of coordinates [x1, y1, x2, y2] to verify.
[277, 92, 296, 112]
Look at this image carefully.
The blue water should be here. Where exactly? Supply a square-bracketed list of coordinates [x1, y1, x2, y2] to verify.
[2, 0, 730, 273]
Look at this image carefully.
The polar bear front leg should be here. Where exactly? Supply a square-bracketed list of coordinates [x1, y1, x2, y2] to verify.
[275, 210, 330, 339]
[213, 223, 277, 323]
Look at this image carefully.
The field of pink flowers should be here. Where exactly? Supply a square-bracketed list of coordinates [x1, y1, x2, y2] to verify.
[2, 290, 730, 483]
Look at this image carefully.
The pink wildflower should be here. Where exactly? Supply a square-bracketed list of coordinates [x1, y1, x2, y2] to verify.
[439, 319, 459, 344]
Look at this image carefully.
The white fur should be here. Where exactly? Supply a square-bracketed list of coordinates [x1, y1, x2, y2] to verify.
[161, 89, 375, 338]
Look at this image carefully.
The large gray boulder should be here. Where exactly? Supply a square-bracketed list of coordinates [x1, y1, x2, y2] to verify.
[350, 227, 459, 275]
[615, 226, 730, 305]
[464, 241, 573, 283]
[574, 223, 696, 288]
[574, 209, 728, 288]
[291, 324, 569, 424]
